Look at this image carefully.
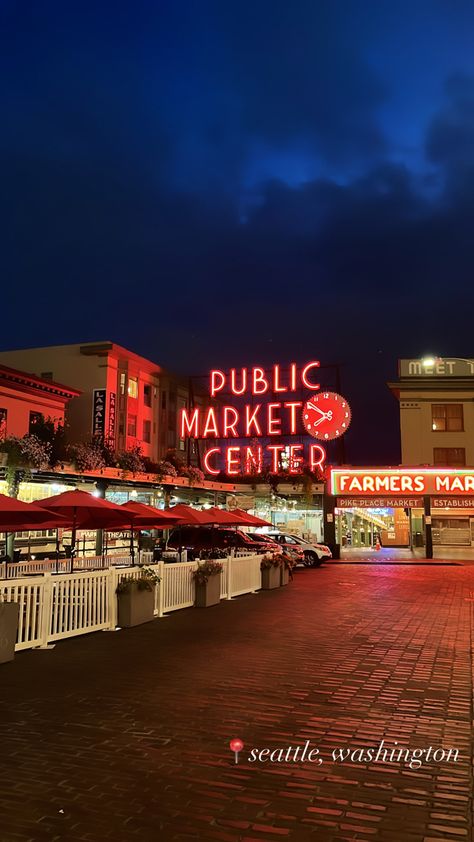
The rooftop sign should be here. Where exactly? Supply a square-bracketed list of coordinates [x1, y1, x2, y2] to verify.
[180, 362, 351, 476]
[399, 358, 474, 377]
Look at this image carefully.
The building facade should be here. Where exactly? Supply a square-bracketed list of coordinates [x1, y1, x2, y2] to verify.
[0, 342, 208, 465]
[386, 357, 474, 547]
[388, 357, 474, 467]
[0, 364, 79, 440]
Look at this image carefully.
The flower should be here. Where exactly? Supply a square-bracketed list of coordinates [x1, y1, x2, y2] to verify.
[192, 560, 223, 585]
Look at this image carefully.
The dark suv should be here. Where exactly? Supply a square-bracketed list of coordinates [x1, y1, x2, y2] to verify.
[167, 527, 278, 558]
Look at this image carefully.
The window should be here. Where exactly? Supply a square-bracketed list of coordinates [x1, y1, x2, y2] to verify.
[120, 372, 126, 395]
[433, 447, 466, 466]
[29, 411, 43, 433]
[127, 414, 137, 437]
[128, 377, 138, 399]
[0, 408, 6, 439]
[432, 404, 463, 432]
[143, 419, 151, 443]
[40, 371, 53, 381]
[161, 391, 167, 409]
[144, 383, 152, 407]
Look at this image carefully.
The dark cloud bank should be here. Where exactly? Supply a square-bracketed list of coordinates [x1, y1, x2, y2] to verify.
[1, 1, 474, 462]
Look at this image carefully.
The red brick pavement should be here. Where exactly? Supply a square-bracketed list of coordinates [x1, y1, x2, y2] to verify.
[0, 564, 472, 842]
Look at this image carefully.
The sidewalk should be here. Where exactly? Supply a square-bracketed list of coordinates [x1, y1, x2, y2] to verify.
[333, 547, 474, 564]
[0, 564, 472, 841]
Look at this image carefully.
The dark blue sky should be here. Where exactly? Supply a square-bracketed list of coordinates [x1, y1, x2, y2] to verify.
[2, 1, 474, 462]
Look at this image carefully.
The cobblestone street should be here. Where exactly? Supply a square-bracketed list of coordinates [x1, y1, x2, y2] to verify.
[1, 563, 472, 842]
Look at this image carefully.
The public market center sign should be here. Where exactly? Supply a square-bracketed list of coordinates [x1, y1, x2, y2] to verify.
[180, 362, 351, 476]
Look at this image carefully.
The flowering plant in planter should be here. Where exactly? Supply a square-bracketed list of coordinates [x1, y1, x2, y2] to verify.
[260, 552, 282, 570]
[116, 567, 161, 595]
[192, 560, 223, 585]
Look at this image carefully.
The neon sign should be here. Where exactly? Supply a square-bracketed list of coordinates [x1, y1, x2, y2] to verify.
[180, 363, 351, 477]
[331, 468, 474, 496]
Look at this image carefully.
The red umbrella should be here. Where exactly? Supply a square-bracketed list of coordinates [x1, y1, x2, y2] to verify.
[121, 500, 184, 529]
[121, 500, 184, 564]
[38, 490, 132, 569]
[168, 504, 217, 525]
[205, 506, 249, 525]
[0, 494, 69, 531]
[229, 508, 273, 527]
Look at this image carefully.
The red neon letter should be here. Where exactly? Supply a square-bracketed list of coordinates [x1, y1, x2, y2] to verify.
[245, 404, 262, 436]
[244, 446, 262, 475]
[289, 363, 297, 391]
[202, 408, 219, 438]
[284, 401, 302, 434]
[267, 403, 282, 435]
[223, 406, 239, 437]
[310, 444, 326, 473]
[267, 444, 285, 473]
[302, 361, 321, 390]
[203, 447, 220, 475]
[289, 444, 304, 474]
[252, 367, 269, 395]
[226, 446, 241, 475]
[273, 364, 287, 393]
[180, 407, 200, 438]
[230, 368, 247, 395]
[210, 370, 226, 397]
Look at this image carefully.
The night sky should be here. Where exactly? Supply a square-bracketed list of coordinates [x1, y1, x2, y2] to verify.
[2, 1, 474, 464]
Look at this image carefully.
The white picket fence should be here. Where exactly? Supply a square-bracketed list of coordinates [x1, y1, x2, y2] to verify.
[0, 555, 263, 652]
[0, 554, 136, 579]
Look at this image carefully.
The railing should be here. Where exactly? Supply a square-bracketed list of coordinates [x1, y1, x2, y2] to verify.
[0, 555, 264, 653]
[0, 554, 135, 579]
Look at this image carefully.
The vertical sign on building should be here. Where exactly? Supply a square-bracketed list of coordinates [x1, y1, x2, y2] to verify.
[107, 392, 116, 446]
[92, 389, 106, 439]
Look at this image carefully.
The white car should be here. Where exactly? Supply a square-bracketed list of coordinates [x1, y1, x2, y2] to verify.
[266, 532, 332, 567]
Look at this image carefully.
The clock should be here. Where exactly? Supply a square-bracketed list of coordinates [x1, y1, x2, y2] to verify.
[302, 392, 351, 441]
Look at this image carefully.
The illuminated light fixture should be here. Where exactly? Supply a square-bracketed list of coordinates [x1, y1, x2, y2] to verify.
[91, 489, 101, 498]
[421, 357, 438, 367]
[432, 423, 437, 430]
[130, 489, 138, 498]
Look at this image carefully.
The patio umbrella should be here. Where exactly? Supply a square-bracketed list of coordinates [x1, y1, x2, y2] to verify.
[121, 500, 184, 564]
[0, 495, 69, 576]
[168, 504, 217, 525]
[38, 490, 131, 570]
[228, 508, 273, 527]
[0, 494, 69, 531]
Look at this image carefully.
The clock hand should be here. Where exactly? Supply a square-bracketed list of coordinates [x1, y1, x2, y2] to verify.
[307, 401, 325, 415]
[312, 415, 328, 428]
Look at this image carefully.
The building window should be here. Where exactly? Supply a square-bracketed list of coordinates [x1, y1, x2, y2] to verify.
[40, 371, 53, 381]
[433, 447, 466, 466]
[144, 383, 152, 407]
[0, 408, 6, 439]
[128, 377, 138, 399]
[29, 411, 43, 433]
[120, 372, 126, 395]
[143, 419, 151, 443]
[161, 391, 167, 409]
[127, 414, 137, 437]
[179, 438, 185, 451]
[432, 404, 464, 432]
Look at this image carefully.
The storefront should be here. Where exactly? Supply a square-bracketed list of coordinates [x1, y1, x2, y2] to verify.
[329, 467, 474, 556]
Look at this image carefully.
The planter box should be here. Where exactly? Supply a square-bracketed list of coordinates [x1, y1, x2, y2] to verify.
[195, 573, 221, 608]
[0, 602, 20, 664]
[280, 566, 290, 586]
[117, 586, 155, 627]
[261, 565, 281, 590]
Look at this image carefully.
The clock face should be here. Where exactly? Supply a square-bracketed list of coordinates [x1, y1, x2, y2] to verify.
[302, 392, 351, 441]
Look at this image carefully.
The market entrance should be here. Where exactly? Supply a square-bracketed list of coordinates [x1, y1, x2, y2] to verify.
[335, 498, 424, 551]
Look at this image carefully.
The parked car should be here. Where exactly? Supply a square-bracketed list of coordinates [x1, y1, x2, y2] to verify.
[265, 532, 332, 567]
[248, 532, 305, 563]
[167, 527, 280, 559]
